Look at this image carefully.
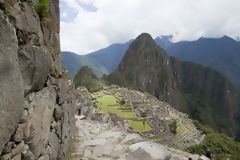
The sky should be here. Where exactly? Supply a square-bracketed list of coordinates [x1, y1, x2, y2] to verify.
[60, 0, 240, 55]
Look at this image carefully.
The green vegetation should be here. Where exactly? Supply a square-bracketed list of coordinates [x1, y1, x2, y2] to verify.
[53, 45, 61, 56]
[187, 120, 240, 160]
[4, 8, 12, 13]
[93, 91, 152, 133]
[97, 95, 119, 106]
[95, 95, 136, 118]
[74, 66, 105, 92]
[50, 63, 59, 79]
[140, 112, 147, 118]
[128, 120, 152, 132]
[86, 78, 104, 92]
[25, 0, 35, 8]
[151, 137, 162, 142]
[38, 0, 49, 19]
[104, 33, 240, 140]
[2, 4, 12, 14]
[120, 99, 125, 105]
[169, 121, 177, 134]
[55, 67, 59, 78]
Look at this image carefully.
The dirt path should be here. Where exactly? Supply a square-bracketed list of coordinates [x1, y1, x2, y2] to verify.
[68, 115, 208, 160]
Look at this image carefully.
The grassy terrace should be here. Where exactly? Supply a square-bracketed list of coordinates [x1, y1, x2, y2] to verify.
[93, 90, 152, 133]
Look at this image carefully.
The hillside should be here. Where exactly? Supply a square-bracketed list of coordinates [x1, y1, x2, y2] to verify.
[155, 35, 240, 89]
[104, 33, 240, 140]
[74, 66, 105, 92]
[62, 41, 131, 78]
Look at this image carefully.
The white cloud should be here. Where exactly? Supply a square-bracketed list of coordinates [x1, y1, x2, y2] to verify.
[60, 0, 240, 54]
[62, 12, 68, 18]
[77, 0, 95, 5]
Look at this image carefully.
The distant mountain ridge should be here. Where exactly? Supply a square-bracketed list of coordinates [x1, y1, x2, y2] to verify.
[104, 33, 240, 140]
[62, 35, 240, 90]
[62, 40, 131, 78]
[155, 35, 240, 89]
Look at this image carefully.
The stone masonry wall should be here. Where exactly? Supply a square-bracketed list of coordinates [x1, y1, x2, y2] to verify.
[0, 0, 76, 159]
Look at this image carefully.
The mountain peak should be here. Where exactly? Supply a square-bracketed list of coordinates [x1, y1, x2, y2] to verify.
[135, 33, 154, 43]
[128, 33, 157, 51]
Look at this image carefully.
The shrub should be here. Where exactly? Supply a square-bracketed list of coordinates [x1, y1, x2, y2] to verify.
[120, 100, 125, 105]
[169, 121, 177, 134]
[140, 112, 147, 118]
[38, 0, 49, 19]
[187, 120, 240, 160]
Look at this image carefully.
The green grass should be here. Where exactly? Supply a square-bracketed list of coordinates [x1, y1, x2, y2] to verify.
[128, 120, 152, 132]
[151, 137, 162, 142]
[94, 91, 152, 133]
[186, 120, 240, 160]
[95, 100, 136, 119]
[97, 95, 119, 105]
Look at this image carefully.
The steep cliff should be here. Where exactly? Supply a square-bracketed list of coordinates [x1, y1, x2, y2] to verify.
[105, 33, 240, 139]
[0, 0, 76, 159]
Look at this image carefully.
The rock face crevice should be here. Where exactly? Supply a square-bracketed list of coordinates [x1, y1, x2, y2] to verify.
[0, 0, 76, 159]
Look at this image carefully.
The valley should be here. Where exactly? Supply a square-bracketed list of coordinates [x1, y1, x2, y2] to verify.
[0, 0, 240, 160]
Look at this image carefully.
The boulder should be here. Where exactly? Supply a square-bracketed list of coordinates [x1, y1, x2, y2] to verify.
[24, 86, 56, 158]
[38, 154, 49, 160]
[19, 109, 28, 123]
[2, 142, 15, 154]
[21, 148, 34, 160]
[55, 121, 62, 138]
[53, 106, 62, 121]
[13, 123, 25, 142]
[8, 2, 44, 45]
[48, 132, 60, 160]
[126, 147, 152, 160]
[18, 44, 52, 94]
[0, 11, 24, 153]
[11, 141, 25, 157]
[12, 2, 42, 34]
[11, 152, 21, 160]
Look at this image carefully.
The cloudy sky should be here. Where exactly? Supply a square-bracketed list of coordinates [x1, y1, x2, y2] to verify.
[60, 0, 240, 55]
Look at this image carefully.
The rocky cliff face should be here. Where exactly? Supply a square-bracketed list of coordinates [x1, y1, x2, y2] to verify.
[105, 33, 240, 139]
[0, 0, 76, 159]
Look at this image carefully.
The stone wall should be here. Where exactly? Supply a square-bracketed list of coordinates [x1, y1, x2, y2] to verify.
[0, 0, 76, 159]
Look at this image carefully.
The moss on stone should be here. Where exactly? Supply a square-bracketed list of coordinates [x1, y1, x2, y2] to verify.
[25, 0, 35, 9]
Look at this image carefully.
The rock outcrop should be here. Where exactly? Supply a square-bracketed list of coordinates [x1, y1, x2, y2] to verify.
[0, 0, 76, 159]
